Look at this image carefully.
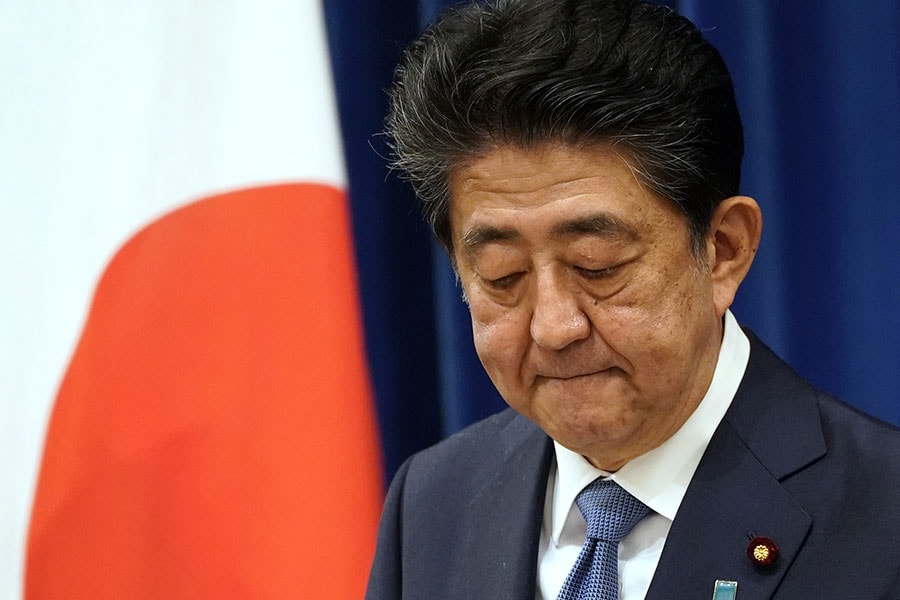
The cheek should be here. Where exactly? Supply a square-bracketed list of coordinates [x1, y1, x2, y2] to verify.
[471, 310, 518, 363]
[471, 318, 500, 363]
[635, 271, 715, 368]
[590, 268, 711, 360]
[467, 294, 528, 372]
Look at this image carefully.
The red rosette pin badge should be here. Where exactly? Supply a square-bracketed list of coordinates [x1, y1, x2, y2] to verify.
[747, 536, 779, 567]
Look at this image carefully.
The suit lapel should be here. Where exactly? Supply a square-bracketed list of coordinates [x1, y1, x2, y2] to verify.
[646, 335, 826, 600]
[645, 419, 812, 600]
[463, 413, 553, 599]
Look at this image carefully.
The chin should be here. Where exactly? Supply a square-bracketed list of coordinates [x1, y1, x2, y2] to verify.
[542, 409, 637, 454]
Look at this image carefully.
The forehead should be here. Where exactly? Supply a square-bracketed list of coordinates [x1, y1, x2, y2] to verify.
[448, 144, 683, 251]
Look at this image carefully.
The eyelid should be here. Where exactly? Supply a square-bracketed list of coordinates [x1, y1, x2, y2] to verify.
[575, 264, 620, 279]
[484, 271, 524, 290]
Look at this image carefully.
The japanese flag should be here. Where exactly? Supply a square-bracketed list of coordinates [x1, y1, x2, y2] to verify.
[4, 1, 383, 598]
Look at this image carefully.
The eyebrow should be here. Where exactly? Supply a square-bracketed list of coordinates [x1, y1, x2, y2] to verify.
[460, 225, 520, 249]
[550, 214, 638, 241]
[459, 213, 638, 256]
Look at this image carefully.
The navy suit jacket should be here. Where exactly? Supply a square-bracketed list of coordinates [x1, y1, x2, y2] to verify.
[366, 333, 900, 599]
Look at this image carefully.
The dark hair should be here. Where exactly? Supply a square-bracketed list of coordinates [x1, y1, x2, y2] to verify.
[385, 0, 743, 256]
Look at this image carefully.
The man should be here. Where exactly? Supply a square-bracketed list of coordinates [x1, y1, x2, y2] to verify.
[366, 1, 900, 598]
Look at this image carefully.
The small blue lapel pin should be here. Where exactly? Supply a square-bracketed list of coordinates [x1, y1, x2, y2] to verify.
[712, 579, 737, 600]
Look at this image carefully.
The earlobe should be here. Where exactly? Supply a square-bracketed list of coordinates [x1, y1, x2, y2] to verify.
[708, 196, 763, 316]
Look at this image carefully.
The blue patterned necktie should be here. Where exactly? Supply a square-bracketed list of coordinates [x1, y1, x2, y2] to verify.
[556, 479, 650, 600]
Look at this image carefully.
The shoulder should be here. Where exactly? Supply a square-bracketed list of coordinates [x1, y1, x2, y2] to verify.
[396, 408, 544, 495]
[368, 409, 551, 598]
[747, 328, 900, 457]
[743, 330, 900, 521]
[742, 328, 900, 471]
[815, 390, 900, 469]
[408, 408, 525, 463]
[375, 407, 549, 552]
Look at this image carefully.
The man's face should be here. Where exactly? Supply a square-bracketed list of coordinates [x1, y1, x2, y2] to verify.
[449, 144, 726, 471]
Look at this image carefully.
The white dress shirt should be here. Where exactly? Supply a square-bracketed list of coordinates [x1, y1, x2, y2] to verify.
[535, 310, 750, 600]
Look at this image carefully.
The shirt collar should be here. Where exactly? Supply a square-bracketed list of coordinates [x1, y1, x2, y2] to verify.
[550, 310, 750, 544]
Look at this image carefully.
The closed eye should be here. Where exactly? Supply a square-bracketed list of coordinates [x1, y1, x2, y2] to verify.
[575, 265, 619, 279]
[485, 272, 524, 290]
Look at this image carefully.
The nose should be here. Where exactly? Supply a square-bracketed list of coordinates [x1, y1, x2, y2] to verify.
[530, 270, 591, 350]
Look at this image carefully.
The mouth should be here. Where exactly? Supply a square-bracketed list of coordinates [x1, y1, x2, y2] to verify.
[536, 367, 619, 382]
[550, 372, 599, 381]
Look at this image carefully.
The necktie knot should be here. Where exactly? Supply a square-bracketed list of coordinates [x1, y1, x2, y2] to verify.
[575, 478, 649, 543]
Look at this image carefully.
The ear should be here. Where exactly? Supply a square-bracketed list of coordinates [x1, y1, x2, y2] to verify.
[706, 196, 762, 317]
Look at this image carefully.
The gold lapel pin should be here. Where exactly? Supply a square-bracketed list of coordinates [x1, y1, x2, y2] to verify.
[747, 536, 779, 568]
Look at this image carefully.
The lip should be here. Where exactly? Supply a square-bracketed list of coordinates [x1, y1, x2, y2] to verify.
[535, 368, 614, 382]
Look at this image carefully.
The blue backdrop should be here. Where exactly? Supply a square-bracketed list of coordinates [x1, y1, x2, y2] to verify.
[323, 0, 900, 482]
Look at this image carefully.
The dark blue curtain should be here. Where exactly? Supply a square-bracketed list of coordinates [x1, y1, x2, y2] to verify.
[323, 0, 900, 483]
